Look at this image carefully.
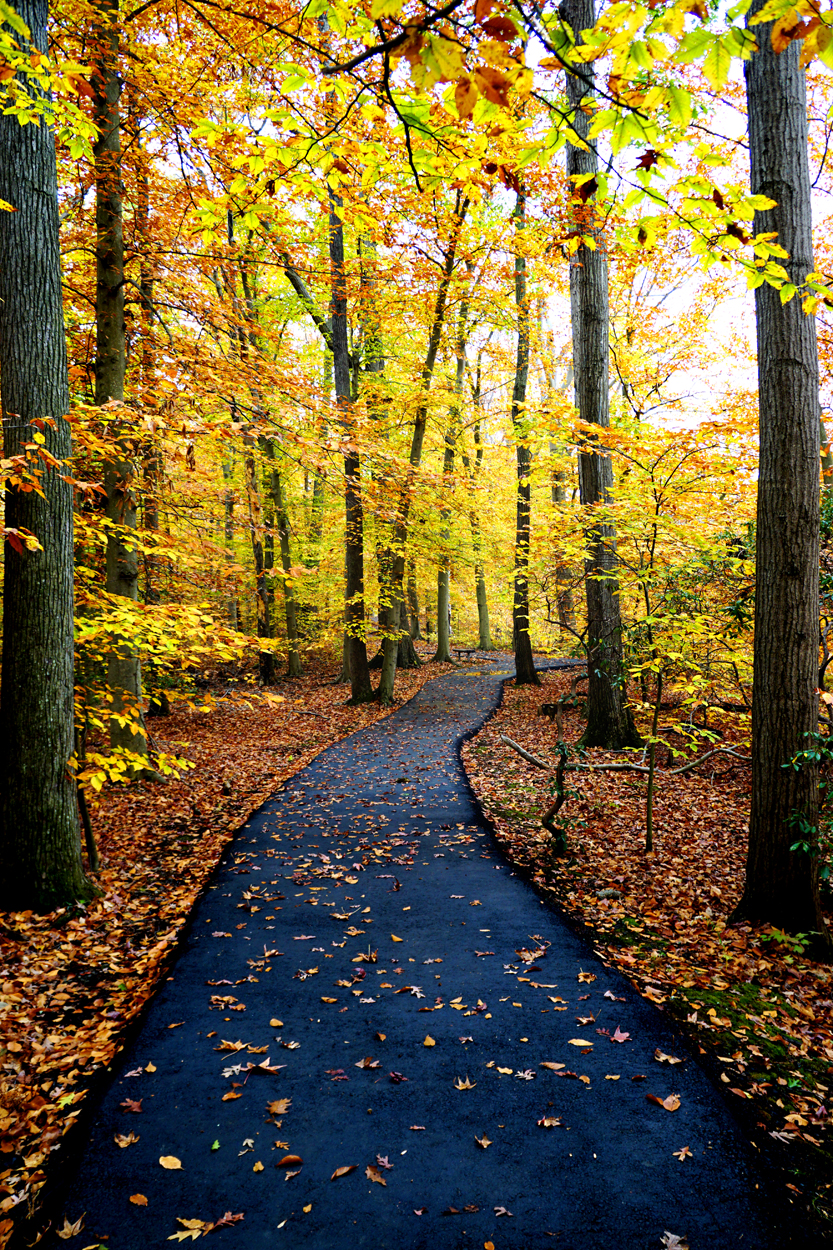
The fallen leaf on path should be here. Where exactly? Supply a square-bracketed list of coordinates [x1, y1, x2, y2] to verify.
[355, 1056, 380, 1069]
[475, 1134, 492, 1148]
[409, 1125, 426, 1130]
[423, 1036, 436, 1047]
[366, 1165, 386, 1185]
[494, 1206, 513, 1216]
[129, 1194, 148, 1206]
[605, 1075, 620, 1081]
[269, 1018, 284, 1028]
[390, 1071, 408, 1083]
[114, 1132, 140, 1147]
[454, 1076, 476, 1089]
[375, 1032, 386, 1041]
[376, 1154, 393, 1170]
[276, 1155, 303, 1168]
[56, 1214, 85, 1239]
[414, 1207, 427, 1215]
[120, 1099, 142, 1113]
[331, 1165, 357, 1179]
[611, 1026, 630, 1043]
[655, 1049, 682, 1065]
[673, 1146, 693, 1161]
[267, 1099, 292, 1115]
[647, 1093, 681, 1112]
[159, 1156, 182, 1169]
[568, 1039, 593, 1047]
[391, 934, 403, 942]
[577, 972, 596, 983]
[214, 1039, 247, 1052]
[221, 1091, 241, 1102]
[538, 1116, 563, 1128]
[540, 1061, 566, 1071]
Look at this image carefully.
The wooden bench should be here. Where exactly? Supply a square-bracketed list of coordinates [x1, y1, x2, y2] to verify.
[453, 647, 478, 660]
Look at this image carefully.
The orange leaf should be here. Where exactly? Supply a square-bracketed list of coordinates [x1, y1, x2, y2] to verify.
[129, 1194, 148, 1206]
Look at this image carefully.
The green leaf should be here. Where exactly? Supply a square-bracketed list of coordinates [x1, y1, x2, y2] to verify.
[211, 1140, 220, 1151]
[702, 38, 732, 89]
[667, 84, 692, 129]
[779, 282, 797, 304]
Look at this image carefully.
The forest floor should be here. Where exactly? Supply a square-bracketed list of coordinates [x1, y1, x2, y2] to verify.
[0, 646, 453, 1248]
[461, 667, 833, 1238]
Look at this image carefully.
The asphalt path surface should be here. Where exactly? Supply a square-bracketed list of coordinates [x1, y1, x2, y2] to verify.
[43, 659, 788, 1249]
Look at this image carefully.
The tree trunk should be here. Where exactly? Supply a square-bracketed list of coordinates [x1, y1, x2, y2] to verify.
[93, 0, 150, 764]
[733, 1, 828, 944]
[434, 295, 469, 664]
[0, 0, 95, 910]
[407, 561, 422, 638]
[266, 444, 303, 677]
[329, 189, 374, 703]
[221, 449, 239, 629]
[564, 0, 640, 747]
[510, 191, 540, 685]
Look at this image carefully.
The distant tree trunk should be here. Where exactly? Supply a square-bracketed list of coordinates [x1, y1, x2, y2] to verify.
[564, 0, 640, 747]
[93, 0, 151, 765]
[510, 191, 540, 686]
[0, 0, 95, 910]
[222, 448, 239, 629]
[407, 561, 422, 638]
[265, 441, 303, 677]
[551, 468, 576, 635]
[386, 194, 467, 682]
[245, 434, 274, 684]
[461, 347, 494, 651]
[434, 293, 469, 663]
[330, 189, 373, 703]
[733, 0, 828, 944]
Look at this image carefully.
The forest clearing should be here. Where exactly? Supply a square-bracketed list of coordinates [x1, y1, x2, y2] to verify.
[3, 0, 833, 1241]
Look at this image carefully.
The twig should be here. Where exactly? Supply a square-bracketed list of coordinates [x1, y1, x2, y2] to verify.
[499, 734, 550, 769]
[500, 734, 749, 776]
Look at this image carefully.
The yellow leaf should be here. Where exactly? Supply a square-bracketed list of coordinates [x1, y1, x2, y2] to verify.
[159, 1156, 182, 1170]
[391, 934, 403, 942]
[568, 1039, 594, 1047]
[605, 1075, 621, 1081]
[269, 1018, 284, 1028]
[454, 1075, 476, 1089]
[253, 1161, 264, 1172]
[145, 1062, 156, 1073]
[424, 1035, 436, 1047]
[497, 1066, 513, 1075]
[321, 997, 338, 1003]
[331, 1165, 357, 1179]
[303, 1204, 312, 1213]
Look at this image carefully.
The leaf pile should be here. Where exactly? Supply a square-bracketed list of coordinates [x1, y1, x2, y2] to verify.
[462, 669, 833, 1223]
[0, 652, 452, 1247]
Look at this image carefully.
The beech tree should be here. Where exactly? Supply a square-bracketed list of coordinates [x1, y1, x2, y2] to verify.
[563, 0, 640, 747]
[733, 0, 829, 945]
[0, 0, 94, 909]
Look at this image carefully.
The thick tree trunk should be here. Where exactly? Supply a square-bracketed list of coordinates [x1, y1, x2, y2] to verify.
[733, 2, 828, 943]
[93, 0, 149, 763]
[329, 190, 373, 702]
[0, 0, 95, 910]
[510, 192, 540, 685]
[564, 0, 639, 747]
[407, 562, 422, 638]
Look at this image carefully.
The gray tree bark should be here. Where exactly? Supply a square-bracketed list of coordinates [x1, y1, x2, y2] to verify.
[511, 191, 540, 685]
[564, 0, 640, 747]
[329, 190, 373, 703]
[0, 0, 95, 909]
[93, 0, 150, 763]
[733, 0, 828, 943]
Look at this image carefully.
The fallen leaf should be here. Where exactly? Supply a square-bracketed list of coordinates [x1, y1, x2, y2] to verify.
[129, 1194, 148, 1206]
[540, 1062, 566, 1071]
[214, 1040, 247, 1052]
[159, 1156, 182, 1170]
[673, 1145, 693, 1161]
[376, 1154, 394, 1170]
[56, 1214, 85, 1239]
[647, 1093, 681, 1112]
[454, 1075, 476, 1090]
[409, 1125, 426, 1130]
[120, 1098, 142, 1113]
[321, 997, 338, 1003]
[611, 1025, 630, 1043]
[579, 1075, 591, 1085]
[331, 1165, 357, 1179]
[485, 1243, 495, 1250]
[605, 1075, 621, 1081]
[145, 1062, 157, 1072]
[366, 1164, 386, 1185]
[391, 934, 403, 942]
[494, 1206, 513, 1216]
[577, 972, 596, 983]
[389, 1071, 408, 1083]
[267, 1099, 291, 1115]
[568, 1039, 594, 1047]
[276, 1155, 303, 1168]
[221, 1091, 241, 1102]
[423, 1035, 436, 1047]
[538, 1116, 563, 1128]
[414, 1207, 427, 1215]
[375, 1032, 386, 1041]
[497, 1067, 513, 1075]
[475, 1134, 492, 1148]
[655, 1048, 683, 1065]
[114, 1132, 140, 1147]
[303, 1204, 312, 1213]
[355, 1056, 381, 1069]
[269, 1018, 284, 1028]
[253, 1161, 264, 1173]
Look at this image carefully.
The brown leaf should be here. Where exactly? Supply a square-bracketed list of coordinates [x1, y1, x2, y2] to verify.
[538, 1115, 563, 1128]
[454, 1075, 476, 1089]
[366, 1165, 386, 1185]
[120, 1098, 142, 1113]
[267, 1099, 291, 1115]
[355, 1056, 380, 1069]
[159, 1155, 182, 1170]
[276, 1155, 303, 1168]
[55, 1214, 85, 1239]
[654, 1048, 682, 1065]
[540, 1061, 566, 1071]
[647, 1093, 681, 1112]
[114, 1132, 140, 1147]
[221, 1091, 241, 1102]
[475, 1133, 492, 1148]
[331, 1165, 357, 1180]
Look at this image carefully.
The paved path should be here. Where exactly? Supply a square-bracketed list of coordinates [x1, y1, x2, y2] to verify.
[44, 661, 787, 1249]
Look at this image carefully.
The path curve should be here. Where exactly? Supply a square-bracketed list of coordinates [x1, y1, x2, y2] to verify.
[42, 660, 786, 1249]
